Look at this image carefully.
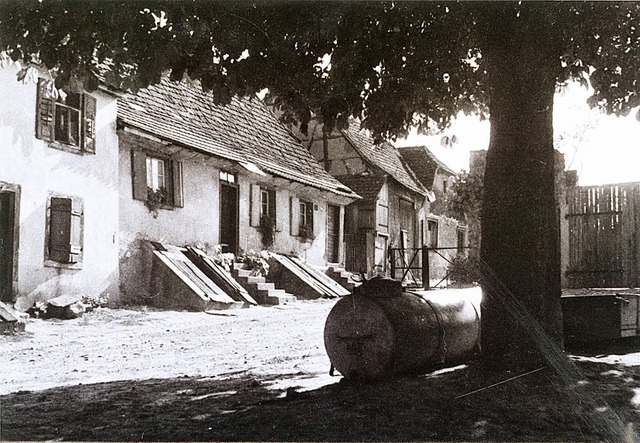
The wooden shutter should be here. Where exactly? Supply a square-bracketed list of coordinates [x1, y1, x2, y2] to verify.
[131, 150, 148, 201]
[249, 184, 261, 227]
[289, 196, 300, 236]
[305, 202, 317, 235]
[82, 94, 97, 154]
[35, 78, 55, 142]
[49, 197, 72, 263]
[273, 190, 282, 232]
[172, 160, 184, 208]
[69, 200, 83, 262]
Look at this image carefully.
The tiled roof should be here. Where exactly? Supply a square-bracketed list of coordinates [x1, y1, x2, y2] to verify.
[340, 122, 427, 196]
[334, 174, 387, 205]
[397, 147, 436, 189]
[398, 145, 457, 185]
[117, 78, 359, 199]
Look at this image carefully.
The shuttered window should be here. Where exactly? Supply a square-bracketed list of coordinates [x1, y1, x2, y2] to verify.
[131, 150, 183, 209]
[35, 78, 97, 154]
[47, 196, 83, 265]
[260, 188, 276, 227]
[299, 200, 314, 239]
[251, 185, 282, 231]
[289, 196, 299, 236]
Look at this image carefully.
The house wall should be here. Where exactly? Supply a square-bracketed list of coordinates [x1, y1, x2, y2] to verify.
[344, 180, 424, 277]
[119, 131, 226, 303]
[118, 130, 343, 303]
[236, 174, 336, 267]
[0, 65, 120, 309]
[308, 135, 367, 176]
[387, 181, 417, 251]
[119, 131, 221, 248]
[425, 215, 466, 283]
[414, 174, 470, 285]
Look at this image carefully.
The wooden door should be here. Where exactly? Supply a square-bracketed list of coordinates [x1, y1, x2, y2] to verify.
[326, 204, 340, 263]
[0, 192, 15, 302]
[219, 183, 238, 254]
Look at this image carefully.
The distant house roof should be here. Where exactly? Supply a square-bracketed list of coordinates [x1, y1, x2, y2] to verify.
[397, 145, 457, 189]
[117, 78, 359, 199]
[334, 174, 387, 205]
[340, 122, 427, 197]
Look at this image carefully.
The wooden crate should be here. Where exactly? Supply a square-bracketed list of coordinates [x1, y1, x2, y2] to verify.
[562, 293, 640, 343]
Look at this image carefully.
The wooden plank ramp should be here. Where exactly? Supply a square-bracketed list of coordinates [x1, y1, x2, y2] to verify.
[151, 243, 249, 309]
[184, 247, 257, 305]
[288, 256, 351, 297]
[269, 253, 350, 299]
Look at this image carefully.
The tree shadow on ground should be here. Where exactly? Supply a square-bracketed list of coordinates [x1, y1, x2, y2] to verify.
[2, 362, 639, 442]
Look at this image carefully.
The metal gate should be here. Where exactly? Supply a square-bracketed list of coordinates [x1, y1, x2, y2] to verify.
[566, 183, 640, 288]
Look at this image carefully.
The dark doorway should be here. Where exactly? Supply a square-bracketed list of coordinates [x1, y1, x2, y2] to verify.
[0, 191, 15, 302]
[327, 204, 340, 263]
[219, 183, 238, 254]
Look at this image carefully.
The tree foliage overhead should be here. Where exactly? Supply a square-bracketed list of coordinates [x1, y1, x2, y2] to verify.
[3, 1, 637, 138]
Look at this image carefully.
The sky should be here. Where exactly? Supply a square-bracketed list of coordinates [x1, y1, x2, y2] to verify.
[396, 82, 640, 186]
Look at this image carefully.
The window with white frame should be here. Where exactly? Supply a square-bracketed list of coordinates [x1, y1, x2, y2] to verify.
[131, 150, 183, 208]
[219, 171, 236, 184]
[260, 187, 276, 226]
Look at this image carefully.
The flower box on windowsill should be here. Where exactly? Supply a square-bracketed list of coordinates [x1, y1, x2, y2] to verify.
[145, 187, 171, 217]
[298, 225, 315, 243]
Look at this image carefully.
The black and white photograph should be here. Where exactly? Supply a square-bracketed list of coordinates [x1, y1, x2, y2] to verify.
[1, 1, 639, 441]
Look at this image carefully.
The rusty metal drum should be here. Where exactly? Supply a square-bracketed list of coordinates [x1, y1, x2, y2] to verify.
[324, 278, 480, 380]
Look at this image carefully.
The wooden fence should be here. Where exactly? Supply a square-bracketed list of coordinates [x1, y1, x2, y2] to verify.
[566, 182, 640, 288]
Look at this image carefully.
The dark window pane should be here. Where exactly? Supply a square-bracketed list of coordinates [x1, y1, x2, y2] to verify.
[54, 105, 80, 147]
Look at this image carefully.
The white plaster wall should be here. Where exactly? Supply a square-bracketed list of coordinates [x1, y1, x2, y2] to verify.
[236, 175, 331, 267]
[118, 142, 223, 251]
[0, 65, 120, 308]
[118, 137, 225, 304]
[118, 133, 342, 305]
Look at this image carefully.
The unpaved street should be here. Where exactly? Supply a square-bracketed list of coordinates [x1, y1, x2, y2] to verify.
[1, 299, 338, 396]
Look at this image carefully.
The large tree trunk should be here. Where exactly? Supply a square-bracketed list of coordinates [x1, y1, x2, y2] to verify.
[480, 9, 563, 370]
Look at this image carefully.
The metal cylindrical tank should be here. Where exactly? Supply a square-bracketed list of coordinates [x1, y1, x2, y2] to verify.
[324, 278, 480, 380]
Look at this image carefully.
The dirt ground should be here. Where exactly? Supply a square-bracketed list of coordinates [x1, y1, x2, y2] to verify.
[2, 289, 640, 442]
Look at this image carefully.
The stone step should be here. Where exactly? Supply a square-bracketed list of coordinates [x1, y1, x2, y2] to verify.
[234, 273, 266, 284]
[252, 288, 295, 305]
[231, 269, 296, 306]
[256, 282, 275, 291]
[326, 267, 360, 291]
[263, 291, 297, 305]
[235, 268, 252, 278]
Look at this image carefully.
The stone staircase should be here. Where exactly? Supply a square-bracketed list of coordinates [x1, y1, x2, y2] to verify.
[233, 264, 296, 305]
[325, 265, 360, 293]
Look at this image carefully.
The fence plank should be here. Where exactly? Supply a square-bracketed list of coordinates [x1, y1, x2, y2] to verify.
[567, 183, 640, 288]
